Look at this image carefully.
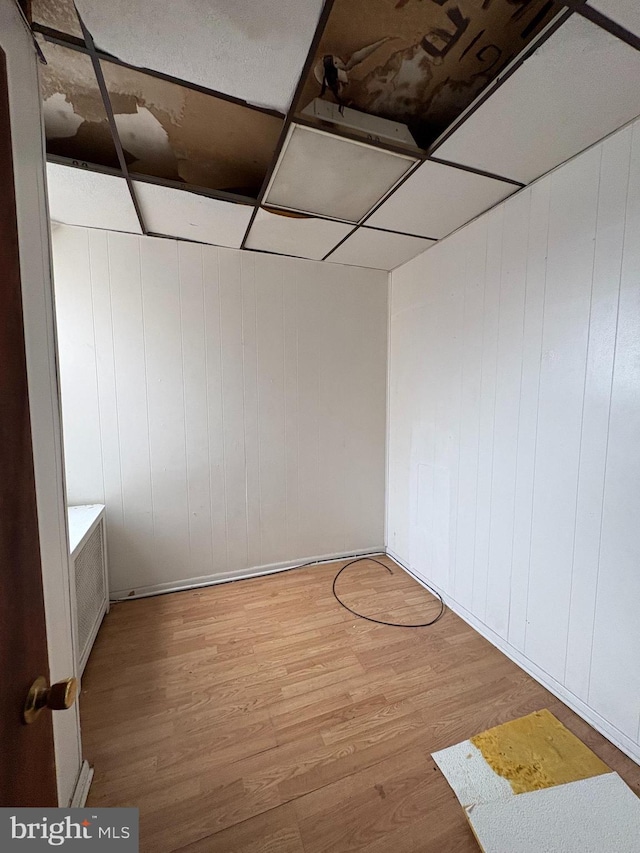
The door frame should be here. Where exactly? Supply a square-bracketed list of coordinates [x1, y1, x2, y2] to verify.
[1, 0, 83, 806]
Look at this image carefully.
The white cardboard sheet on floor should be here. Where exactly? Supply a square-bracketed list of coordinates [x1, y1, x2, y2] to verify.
[465, 772, 640, 853]
[432, 740, 514, 807]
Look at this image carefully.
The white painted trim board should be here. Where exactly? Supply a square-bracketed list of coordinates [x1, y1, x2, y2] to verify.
[387, 548, 640, 766]
[70, 761, 94, 808]
[110, 548, 385, 600]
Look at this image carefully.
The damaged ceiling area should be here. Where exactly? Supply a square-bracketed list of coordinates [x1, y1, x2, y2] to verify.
[298, 0, 561, 149]
[31, 0, 640, 270]
[37, 31, 283, 197]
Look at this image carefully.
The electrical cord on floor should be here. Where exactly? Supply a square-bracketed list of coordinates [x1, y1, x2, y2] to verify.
[332, 557, 445, 627]
[115, 553, 446, 626]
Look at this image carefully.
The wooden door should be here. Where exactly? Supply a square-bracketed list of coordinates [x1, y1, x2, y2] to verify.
[0, 46, 58, 807]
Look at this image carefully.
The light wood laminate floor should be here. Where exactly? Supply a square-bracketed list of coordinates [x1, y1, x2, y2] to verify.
[81, 557, 640, 852]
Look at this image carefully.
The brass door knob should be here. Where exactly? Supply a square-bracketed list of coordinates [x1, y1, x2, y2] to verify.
[23, 676, 78, 724]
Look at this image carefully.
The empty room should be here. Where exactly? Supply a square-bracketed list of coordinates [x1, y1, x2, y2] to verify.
[2, 0, 640, 850]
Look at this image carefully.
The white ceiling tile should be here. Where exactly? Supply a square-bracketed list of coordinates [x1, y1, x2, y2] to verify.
[327, 228, 434, 272]
[75, 0, 324, 113]
[368, 160, 517, 239]
[47, 163, 142, 233]
[264, 124, 417, 223]
[246, 209, 352, 260]
[435, 16, 640, 185]
[588, 0, 640, 36]
[133, 182, 253, 248]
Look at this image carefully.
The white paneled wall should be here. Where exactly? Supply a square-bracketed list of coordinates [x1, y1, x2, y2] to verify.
[53, 226, 387, 596]
[387, 118, 640, 763]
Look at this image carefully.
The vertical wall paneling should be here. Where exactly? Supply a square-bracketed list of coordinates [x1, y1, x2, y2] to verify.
[283, 271, 300, 559]
[295, 264, 322, 558]
[52, 227, 104, 503]
[485, 191, 529, 640]
[317, 268, 347, 557]
[106, 231, 156, 585]
[524, 146, 600, 682]
[564, 126, 631, 701]
[454, 218, 488, 611]
[240, 252, 262, 571]
[508, 179, 551, 654]
[202, 246, 229, 574]
[471, 207, 503, 620]
[340, 268, 388, 551]
[219, 250, 250, 571]
[256, 255, 287, 565]
[589, 121, 640, 742]
[177, 241, 214, 578]
[436, 234, 465, 594]
[87, 229, 125, 579]
[140, 238, 191, 586]
[387, 117, 640, 763]
[54, 230, 387, 595]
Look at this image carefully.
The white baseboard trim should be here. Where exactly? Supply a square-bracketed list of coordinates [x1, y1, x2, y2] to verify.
[69, 760, 94, 807]
[110, 547, 385, 601]
[386, 547, 640, 767]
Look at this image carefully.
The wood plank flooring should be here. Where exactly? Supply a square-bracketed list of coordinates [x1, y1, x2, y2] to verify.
[81, 557, 640, 852]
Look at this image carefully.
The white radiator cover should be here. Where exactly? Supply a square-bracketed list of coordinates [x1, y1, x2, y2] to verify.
[68, 505, 109, 675]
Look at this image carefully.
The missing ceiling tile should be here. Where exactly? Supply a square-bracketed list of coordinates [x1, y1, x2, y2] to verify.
[99, 60, 284, 197]
[298, 0, 561, 149]
[32, 0, 85, 38]
[37, 36, 120, 169]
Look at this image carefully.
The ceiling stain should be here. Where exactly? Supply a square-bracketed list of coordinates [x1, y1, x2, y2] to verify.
[35, 0, 557, 197]
[32, 0, 84, 38]
[300, 0, 561, 148]
[43, 92, 84, 138]
[114, 106, 178, 178]
[37, 32, 284, 197]
[38, 37, 121, 168]
[100, 60, 283, 195]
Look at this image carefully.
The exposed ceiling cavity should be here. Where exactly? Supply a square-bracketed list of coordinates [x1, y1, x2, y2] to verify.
[100, 60, 283, 196]
[32, 0, 84, 38]
[38, 37, 119, 169]
[34, 0, 640, 269]
[38, 35, 283, 197]
[298, 0, 561, 149]
[73, 0, 326, 113]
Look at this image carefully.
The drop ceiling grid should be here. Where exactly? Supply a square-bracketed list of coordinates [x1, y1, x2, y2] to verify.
[247, 5, 572, 262]
[262, 123, 418, 224]
[367, 159, 519, 240]
[434, 14, 640, 185]
[37, 0, 543, 255]
[586, 0, 640, 40]
[77, 13, 147, 234]
[40, 3, 640, 264]
[133, 181, 254, 248]
[73, 0, 326, 114]
[237, 0, 340, 250]
[245, 208, 352, 260]
[47, 164, 142, 233]
[326, 228, 436, 272]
